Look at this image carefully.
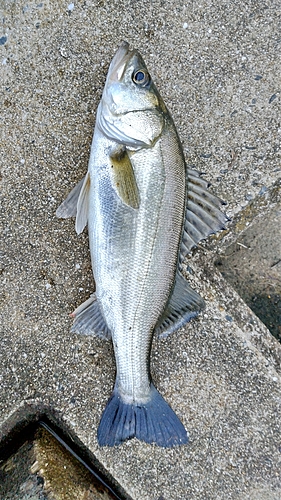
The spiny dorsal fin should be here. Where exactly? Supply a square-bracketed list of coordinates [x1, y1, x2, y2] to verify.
[70, 293, 111, 340]
[110, 146, 140, 209]
[155, 271, 205, 338]
[179, 169, 229, 262]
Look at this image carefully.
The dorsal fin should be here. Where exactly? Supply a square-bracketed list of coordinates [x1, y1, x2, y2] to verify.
[155, 271, 205, 338]
[179, 169, 229, 263]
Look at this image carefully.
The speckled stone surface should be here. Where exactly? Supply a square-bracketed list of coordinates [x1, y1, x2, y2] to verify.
[1, 1, 281, 499]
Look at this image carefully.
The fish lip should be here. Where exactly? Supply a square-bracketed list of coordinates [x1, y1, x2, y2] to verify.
[107, 41, 134, 83]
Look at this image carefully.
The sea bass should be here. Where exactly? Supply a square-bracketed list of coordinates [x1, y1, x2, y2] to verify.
[56, 42, 227, 447]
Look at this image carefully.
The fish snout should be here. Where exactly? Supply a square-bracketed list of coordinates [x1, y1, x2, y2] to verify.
[107, 41, 132, 83]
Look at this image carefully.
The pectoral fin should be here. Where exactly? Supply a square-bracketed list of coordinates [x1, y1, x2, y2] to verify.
[155, 271, 205, 338]
[110, 146, 140, 209]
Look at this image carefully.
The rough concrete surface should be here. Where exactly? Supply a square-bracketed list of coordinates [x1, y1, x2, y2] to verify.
[0, 1, 281, 499]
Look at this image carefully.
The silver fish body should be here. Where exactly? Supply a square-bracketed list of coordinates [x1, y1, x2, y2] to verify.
[89, 121, 186, 404]
[57, 42, 228, 447]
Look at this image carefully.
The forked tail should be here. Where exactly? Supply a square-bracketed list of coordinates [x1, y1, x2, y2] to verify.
[97, 384, 188, 447]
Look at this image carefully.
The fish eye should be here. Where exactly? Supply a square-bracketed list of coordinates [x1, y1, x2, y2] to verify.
[132, 69, 150, 87]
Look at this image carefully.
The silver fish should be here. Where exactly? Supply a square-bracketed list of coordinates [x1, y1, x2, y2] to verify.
[56, 42, 228, 447]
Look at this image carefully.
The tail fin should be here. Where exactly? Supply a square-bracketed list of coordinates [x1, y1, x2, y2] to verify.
[97, 385, 188, 447]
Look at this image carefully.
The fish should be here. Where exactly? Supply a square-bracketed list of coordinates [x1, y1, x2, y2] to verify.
[56, 42, 228, 447]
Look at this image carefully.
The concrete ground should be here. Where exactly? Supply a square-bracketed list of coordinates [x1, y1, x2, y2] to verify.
[0, 1, 280, 499]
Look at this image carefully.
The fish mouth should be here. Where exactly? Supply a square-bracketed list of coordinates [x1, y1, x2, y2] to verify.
[107, 41, 134, 83]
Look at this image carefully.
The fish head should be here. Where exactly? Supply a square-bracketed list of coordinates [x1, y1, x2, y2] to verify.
[104, 41, 160, 113]
[98, 42, 166, 148]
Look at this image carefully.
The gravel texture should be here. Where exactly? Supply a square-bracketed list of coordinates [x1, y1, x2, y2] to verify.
[1, 1, 281, 499]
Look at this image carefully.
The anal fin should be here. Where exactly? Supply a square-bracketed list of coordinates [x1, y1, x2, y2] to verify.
[71, 293, 111, 340]
[155, 271, 205, 338]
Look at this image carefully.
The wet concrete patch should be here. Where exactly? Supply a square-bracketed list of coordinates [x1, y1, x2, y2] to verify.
[0, 423, 124, 500]
[0, 439, 46, 500]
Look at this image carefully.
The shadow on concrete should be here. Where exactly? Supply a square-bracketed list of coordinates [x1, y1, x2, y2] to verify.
[215, 185, 281, 342]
